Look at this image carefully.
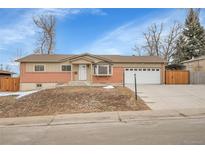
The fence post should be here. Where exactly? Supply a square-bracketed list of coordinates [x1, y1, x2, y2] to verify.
[165, 70, 166, 84]
[134, 74, 137, 100]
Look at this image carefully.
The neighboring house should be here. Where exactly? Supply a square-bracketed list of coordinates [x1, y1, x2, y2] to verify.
[0, 70, 13, 78]
[16, 53, 166, 91]
[181, 56, 205, 72]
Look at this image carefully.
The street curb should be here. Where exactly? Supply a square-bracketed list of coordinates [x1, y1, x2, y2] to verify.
[1, 109, 205, 127]
[0, 112, 119, 127]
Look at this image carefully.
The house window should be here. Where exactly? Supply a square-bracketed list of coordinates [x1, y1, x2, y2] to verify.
[93, 64, 112, 76]
[62, 65, 71, 71]
[36, 84, 42, 88]
[98, 65, 108, 74]
[34, 65, 44, 72]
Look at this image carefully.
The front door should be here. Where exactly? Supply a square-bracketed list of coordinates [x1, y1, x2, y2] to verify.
[79, 64, 87, 80]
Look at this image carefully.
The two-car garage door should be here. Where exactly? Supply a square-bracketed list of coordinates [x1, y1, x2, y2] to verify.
[124, 68, 161, 84]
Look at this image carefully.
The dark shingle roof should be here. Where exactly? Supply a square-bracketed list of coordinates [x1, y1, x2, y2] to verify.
[16, 54, 72, 62]
[16, 53, 166, 63]
[0, 70, 13, 75]
[100, 55, 166, 63]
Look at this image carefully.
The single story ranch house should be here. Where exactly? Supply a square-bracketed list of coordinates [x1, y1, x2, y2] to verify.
[16, 53, 167, 91]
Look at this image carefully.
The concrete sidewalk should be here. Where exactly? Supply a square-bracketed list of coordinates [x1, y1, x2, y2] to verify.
[1, 108, 205, 127]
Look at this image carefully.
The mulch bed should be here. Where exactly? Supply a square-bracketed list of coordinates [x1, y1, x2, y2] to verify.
[0, 86, 150, 118]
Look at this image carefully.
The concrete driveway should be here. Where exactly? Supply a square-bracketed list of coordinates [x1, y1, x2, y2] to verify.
[127, 84, 205, 110]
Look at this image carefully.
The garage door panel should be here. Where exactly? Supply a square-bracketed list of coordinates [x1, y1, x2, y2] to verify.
[125, 70, 135, 84]
[125, 68, 160, 84]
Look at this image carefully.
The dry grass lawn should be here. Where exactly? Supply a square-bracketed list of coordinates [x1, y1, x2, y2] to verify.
[0, 86, 150, 118]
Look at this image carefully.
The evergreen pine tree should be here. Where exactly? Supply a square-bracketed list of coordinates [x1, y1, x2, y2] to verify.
[174, 9, 205, 63]
[173, 35, 186, 63]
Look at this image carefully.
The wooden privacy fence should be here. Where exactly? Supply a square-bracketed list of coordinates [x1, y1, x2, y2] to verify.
[165, 70, 189, 84]
[0, 77, 20, 92]
[190, 71, 205, 84]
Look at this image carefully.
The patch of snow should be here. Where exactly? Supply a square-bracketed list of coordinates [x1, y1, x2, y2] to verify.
[0, 90, 39, 99]
[103, 85, 115, 89]
[16, 90, 39, 99]
[0, 92, 18, 97]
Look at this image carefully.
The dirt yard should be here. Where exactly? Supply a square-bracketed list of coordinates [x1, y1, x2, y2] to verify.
[0, 86, 150, 118]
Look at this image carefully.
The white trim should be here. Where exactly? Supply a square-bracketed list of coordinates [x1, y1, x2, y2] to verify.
[90, 64, 93, 82]
[93, 64, 113, 76]
[33, 64, 46, 72]
[71, 64, 73, 81]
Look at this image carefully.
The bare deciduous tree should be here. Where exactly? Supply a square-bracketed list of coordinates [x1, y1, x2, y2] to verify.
[141, 23, 163, 56]
[162, 23, 182, 62]
[134, 22, 182, 63]
[33, 14, 56, 54]
[132, 45, 142, 56]
[0, 64, 11, 71]
[4, 65, 11, 71]
[0, 64, 3, 70]
[10, 48, 24, 66]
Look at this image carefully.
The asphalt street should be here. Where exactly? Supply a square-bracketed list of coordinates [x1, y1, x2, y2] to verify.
[1, 114, 205, 144]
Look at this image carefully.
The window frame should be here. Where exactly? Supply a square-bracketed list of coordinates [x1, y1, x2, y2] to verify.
[36, 83, 42, 88]
[61, 64, 72, 72]
[93, 64, 112, 76]
[34, 64, 45, 72]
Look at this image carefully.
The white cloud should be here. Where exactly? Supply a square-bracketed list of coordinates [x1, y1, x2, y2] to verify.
[0, 47, 6, 51]
[0, 8, 107, 73]
[86, 9, 189, 55]
[86, 8, 107, 16]
[36, 8, 107, 17]
[0, 8, 107, 50]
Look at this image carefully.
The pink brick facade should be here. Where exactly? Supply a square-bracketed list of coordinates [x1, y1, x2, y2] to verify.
[20, 63, 71, 83]
[92, 67, 123, 84]
[20, 63, 123, 84]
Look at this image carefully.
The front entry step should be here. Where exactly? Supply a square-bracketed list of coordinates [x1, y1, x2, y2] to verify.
[68, 81, 91, 86]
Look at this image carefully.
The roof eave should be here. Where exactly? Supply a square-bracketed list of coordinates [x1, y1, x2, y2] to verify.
[112, 61, 167, 63]
[68, 53, 113, 62]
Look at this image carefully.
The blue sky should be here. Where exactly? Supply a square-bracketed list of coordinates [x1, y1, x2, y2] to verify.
[0, 8, 205, 73]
